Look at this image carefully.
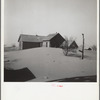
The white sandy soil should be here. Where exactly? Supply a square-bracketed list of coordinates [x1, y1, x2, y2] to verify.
[4, 47, 97, 82]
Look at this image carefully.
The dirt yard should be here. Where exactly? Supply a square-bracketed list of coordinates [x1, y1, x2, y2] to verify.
[4, 47, 97, 82]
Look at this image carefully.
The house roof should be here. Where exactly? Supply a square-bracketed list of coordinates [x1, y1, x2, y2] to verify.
[61, 40, 78, 48]
[42, 33, 58, 41]
[68, 41, 78, 48]
[68, 41, 74, 46]
[18, 33, 59, 42]
[18, 34, 46, 42]
[62, 40, 73, 46]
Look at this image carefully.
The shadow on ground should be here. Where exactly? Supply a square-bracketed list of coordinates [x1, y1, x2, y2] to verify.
[48, 75, 96, 82]
[67, 53, 90, 59]
[4, 67, 36, 82]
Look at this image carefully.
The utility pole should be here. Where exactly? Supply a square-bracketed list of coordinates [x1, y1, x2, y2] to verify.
[82, 33, 84, 59]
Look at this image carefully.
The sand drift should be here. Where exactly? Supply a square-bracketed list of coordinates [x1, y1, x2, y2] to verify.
[4, 47, 97, 82]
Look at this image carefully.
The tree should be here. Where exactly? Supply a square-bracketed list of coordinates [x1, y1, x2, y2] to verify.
[12, 44, 16, 48]
[81, 33, 84, 59]
[64, 36, 69, 56]
[62, 36, 77, 56]
[91, 45, 97, 51]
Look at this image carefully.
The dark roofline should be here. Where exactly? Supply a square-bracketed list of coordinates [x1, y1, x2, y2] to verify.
[18, 34, 21, 42]
[69, 40, 78, 48]
[46, 32, 60, 40]
[18, 32, 64, 42]
[18, 34, 44, 42]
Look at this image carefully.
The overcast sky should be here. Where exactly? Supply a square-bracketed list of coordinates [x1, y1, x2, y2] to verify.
[4, 0, 97, 47]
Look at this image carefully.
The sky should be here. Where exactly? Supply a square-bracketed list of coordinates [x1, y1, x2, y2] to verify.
[4, 0, 97, 47]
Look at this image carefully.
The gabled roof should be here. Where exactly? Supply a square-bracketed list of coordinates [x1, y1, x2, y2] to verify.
[18, 34, 46, 42]
[42, 33, 58, 41]
[68, 41, 74, 46]
[61, 40, 78, 48]
[18, 33, 59, 42]
[68, 41, 78, 48]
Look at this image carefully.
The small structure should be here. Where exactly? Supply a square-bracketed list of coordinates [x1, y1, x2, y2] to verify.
[88, 48, 92, 50]
[18, 33, 65, 50]
[68, 41, 78, 49]
[61, 40, 78, 49]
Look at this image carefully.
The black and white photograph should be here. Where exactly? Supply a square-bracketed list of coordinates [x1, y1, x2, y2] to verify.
[4, 0, 97, 82]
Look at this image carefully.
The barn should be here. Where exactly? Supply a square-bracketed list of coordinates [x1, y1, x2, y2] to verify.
[18, 33, 65, 50]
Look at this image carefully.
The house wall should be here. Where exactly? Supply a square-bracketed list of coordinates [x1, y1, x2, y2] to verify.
[50, 34, 65, 47]
[42, 41, 50, 47]
[23, 42, 41, 49]
[47, 41, 50, 47]
[19, 41, 23, 50]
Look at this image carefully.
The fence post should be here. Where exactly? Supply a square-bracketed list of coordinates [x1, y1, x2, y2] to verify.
[82, 33, 84, 59]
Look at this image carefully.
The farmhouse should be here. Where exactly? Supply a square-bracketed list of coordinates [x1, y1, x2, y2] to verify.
[18, 33, 65, 50]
